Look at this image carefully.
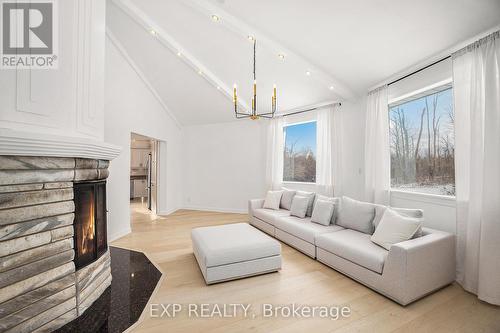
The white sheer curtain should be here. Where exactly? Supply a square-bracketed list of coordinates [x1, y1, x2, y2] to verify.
[265, 117, 284, 190]
[453, 31, 500, 306]
[316, 104, 343, 196]
[364, 86, 390, 205]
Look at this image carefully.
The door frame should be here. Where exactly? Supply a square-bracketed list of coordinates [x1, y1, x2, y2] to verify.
[130, 132, 166, 215]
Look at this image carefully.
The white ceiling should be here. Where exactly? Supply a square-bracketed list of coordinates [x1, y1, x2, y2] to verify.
[106, 0, 500, 125]
[216, 0, 500, 91]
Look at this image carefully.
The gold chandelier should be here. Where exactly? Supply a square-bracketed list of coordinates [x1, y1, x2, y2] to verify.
[233, 39, 277, 120]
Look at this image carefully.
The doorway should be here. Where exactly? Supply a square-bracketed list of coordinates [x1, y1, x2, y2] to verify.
[130, 133, 159, 215]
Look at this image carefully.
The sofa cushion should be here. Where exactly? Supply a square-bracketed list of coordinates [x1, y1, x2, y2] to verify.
[253, 208, 290, 225]
[295, 190, 315, 217]
[315, 229, 388, 274]
[290, 196, 309, 218]
[311, 199, 335, 226]
[274, 216, 344, 244]
[371, 209, 423, 250]
[336, 196, 376, 234]
[263, 190, 284, 210]
[280, 189, 296, 210]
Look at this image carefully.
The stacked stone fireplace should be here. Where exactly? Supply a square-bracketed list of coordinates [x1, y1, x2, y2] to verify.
[0, 156, 113, 333]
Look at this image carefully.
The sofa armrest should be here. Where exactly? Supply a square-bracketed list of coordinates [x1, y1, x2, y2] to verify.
[386, 228, 456, 303]
[393, 228, 453, 249]
[248, 199, 265, 217]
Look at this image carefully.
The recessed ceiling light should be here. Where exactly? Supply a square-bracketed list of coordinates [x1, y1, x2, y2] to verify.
[177, 51, 182, 57]
[248, 35, 255, 41]
[198, 70, 203, 75]
[277, 54, 285, 60]
[150, 29, 157, 36]
[329, 86, 334, 90]
[216, 86, 221, 90]
[305, 71, 311, 76]
[211, 15, 220, 22]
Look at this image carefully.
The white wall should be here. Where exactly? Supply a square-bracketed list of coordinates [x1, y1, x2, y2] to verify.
[390, 191, 456, 233]
[104, 36, 183, 241]
[183, 121, 267, 213]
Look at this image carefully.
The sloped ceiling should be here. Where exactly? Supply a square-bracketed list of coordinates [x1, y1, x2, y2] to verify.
[106, 0, 500, 125]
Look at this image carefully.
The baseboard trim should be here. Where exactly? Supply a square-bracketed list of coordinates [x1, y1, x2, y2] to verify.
[157, 207, 179, 216]
[108, 227, 132, 242]
[182, 205, 247, 214]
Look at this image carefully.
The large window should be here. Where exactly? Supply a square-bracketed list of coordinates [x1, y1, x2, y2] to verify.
[283, 121, 317, 183]
[389, 88, 455, 196]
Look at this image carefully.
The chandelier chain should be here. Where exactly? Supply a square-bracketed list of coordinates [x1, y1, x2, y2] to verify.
[253, 40, 256, 81]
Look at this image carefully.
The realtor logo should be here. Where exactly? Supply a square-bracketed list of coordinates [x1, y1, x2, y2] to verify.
[1, 0, 58, 68]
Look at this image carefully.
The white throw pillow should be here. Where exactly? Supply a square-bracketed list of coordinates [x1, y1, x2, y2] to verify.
[280, 188, 296, 210]
[336, 196, 376, 234]
[295, 190, 315, 216]
[290, 196, 309, 218]
[374, 205, 424, 238]
[314, 195, 340, 223]
[263, 190, 283, 210]
[371, 208, 423, 250]
[311, 200, 335, 225]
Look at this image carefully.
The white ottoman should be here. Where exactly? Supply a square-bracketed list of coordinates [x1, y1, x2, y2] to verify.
[191, 223, 282, 284]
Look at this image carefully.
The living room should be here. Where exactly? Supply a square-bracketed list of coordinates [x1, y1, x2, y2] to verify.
[0, 0, 499, 332]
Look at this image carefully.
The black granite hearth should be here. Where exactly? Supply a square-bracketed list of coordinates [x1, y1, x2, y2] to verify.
[55, 246, 162, 333]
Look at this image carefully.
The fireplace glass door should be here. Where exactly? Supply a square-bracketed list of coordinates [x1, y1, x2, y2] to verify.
[74, 181, 107, 269]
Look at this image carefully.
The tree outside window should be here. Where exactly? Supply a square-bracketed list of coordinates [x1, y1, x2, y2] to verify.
[283, 121, 316, 183]
[389, 88, 455, 196]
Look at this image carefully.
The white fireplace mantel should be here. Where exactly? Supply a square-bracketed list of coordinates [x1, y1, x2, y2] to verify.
[0, 129, 121, 161]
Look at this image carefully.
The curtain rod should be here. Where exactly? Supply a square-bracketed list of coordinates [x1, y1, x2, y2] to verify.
[278, 102, 342, 118]
[387, 55, 451, 86]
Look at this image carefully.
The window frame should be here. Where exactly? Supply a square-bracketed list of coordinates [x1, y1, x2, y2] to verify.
[282, 119, 318, 184]
[388, 83, 456, 198]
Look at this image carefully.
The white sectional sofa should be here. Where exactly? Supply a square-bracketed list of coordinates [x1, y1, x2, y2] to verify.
[248, 195, 456, 305]
[251, 200, 343, 257]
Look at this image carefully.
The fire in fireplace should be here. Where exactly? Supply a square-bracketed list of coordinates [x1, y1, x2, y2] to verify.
[74, 181, 108, 269]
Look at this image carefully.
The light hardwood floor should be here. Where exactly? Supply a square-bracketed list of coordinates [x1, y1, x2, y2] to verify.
[111, 201, 500, 333]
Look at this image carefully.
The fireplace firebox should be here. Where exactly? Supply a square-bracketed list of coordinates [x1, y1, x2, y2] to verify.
[74, 180, 108, 269]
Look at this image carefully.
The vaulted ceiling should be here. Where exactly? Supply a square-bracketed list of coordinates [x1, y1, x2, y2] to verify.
[106, 0, 500, 125]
